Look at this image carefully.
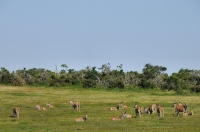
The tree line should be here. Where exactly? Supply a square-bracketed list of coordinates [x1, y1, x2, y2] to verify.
[0, 63, 200, 92]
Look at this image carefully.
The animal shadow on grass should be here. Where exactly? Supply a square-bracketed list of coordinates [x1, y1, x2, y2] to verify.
[10, 115, 16, 118]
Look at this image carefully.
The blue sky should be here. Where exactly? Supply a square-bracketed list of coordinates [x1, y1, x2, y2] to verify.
[1, 0, 200, 74]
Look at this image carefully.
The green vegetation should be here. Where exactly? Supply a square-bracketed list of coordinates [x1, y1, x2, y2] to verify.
[1, 63, 200, 93]
[0, 86, 199, 132]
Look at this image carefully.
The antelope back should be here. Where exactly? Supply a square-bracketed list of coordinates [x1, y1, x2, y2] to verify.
[42, 107, 47, 110]
[75, 115, 87, 122]
[108, 105, 119, 110]
[47, 103, 55, 108]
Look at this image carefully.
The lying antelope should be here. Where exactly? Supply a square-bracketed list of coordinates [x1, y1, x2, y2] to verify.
[75, 115, 87, 122]
[156, 104, 164, 118]
[187, 108, 194, 116]
[119, 102, 128, 109]
[13, 106, 20, 118]
[123, 111, 132, 118]
[70, 100, 80, 112]
[134, 104, 143, 118]
[144, 104, 157, 114]
[46, 102, 55, 108]
[35, 103, 47, 110]
[110, 113, 125, 121]
[108, 105, 120, 111]
[172, 102, 188, 117]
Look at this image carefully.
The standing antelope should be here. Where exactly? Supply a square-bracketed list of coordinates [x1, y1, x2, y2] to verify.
[13, 106, 20, 118]
[110, 112, 125, 121]
[134, 104, 143, 118]
[156, 104, 164, 118]
[123, 111, 132, 118]
[172, 102, 188, 117]
[119, 102, 128, 109]
[46, 102, 55, 108]
[70, 101, 80, 112]
[108, 105, 120, 111]
[35, 103, 47, 110]
[144, 104, 157, 114]
[75, 115, 87, 122]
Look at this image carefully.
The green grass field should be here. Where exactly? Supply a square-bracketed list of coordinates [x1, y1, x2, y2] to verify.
[0, 86, 199, 132]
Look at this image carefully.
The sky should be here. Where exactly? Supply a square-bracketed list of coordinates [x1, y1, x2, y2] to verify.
[0, 0, 200, 75]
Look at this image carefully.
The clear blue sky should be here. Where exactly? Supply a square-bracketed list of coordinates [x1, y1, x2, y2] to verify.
[1, 0, 200, 74]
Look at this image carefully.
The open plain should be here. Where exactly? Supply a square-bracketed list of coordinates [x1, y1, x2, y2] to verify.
[0, 86, 199, 132]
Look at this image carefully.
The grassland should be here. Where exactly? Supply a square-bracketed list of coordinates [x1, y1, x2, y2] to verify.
[0, 86, 200, 132]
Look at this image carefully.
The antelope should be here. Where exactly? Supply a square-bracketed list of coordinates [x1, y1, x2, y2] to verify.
[134, 104, 143, 118]
[46, 102, 55, 108]
[119, 102, 128, 109]
[108, 105, 120, 111]
[187, 108, 194, 116]
[13, 107, 20, 118]
[70, 100, 80, 112]
[35, 103, 47, 110]
[123, 111, 132, 118]
[156, 104, 164, 118]
[110, 113, 125, 121]
[75, 115, 87, 122]
[172, 102, 188, 117]
[144, 104, 157, 114]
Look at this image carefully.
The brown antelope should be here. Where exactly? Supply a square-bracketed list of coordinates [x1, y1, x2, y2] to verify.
[156, 104, 164, 118]
[108, 105, 120, 111]
[35, 103, 47, 110]
[46, 102, 55, 108]
[70, 100, 80, 112]
[144, 104, 157, 114]
[119, 102, 128, 109]
[134, 104, 143, 118]
[123, 111, 132, 118]
[110, 113, 125, 121]
[75, 115, 87, 122]
[172, 102, 188, 117]
[187, 108, 194, 116]
[13, 106, 20, 118]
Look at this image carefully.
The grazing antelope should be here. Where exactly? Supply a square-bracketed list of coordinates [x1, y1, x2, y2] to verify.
[134, 104, 143, 118]
[46, 102, 55, 108]
[123, 111, 132, 118]
[144, 104, 157, 114]
[75, 115, 87, 122]
[110, 113, 125, 121]
[13, 107, 20, 118]
[119, 102, 128, 109]
[156, 104, 164, 118]
[108, 105, 120, 111]
[172, 102, 188, 117]
[70, 101, 80, 112]
[35, 103, 47, 110]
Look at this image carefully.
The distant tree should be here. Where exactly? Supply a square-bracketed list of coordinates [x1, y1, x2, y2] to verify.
[142, 63, 167, 88]
[0, 67, 11, 84]
[142, 63, 167, 80]
[61, 64, 68, 72]
[98, 63, 111, 75]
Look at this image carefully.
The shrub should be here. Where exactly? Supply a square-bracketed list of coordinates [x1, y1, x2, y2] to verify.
[11, 75, 25, 86]
[191, 85, 200, 93]
[108, 79, 124, 89]
[82, 79, 96, 88]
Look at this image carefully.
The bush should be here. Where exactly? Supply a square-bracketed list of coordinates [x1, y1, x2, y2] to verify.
[191, 85, 200, 93]
[11, 75, 25, 86]
[108, 79, 124, 89]
[82, 79, 96, 88]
